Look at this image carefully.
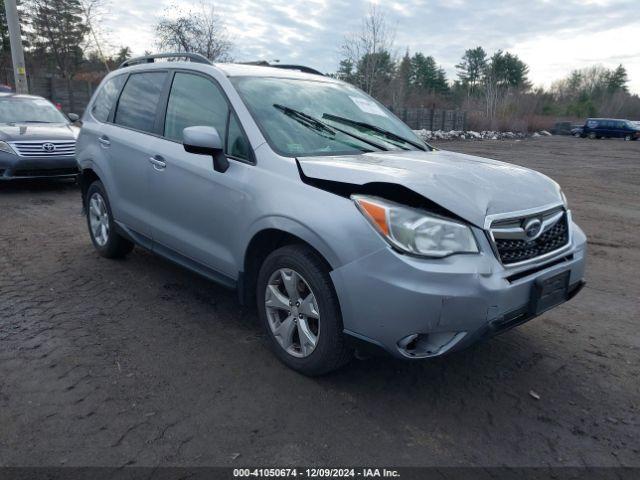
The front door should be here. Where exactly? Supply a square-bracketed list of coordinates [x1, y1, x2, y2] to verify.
[147, 72, 253, 277]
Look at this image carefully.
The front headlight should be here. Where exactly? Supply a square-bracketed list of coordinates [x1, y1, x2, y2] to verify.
[352, 195, 479, 258]
[0, 141, 16, 155]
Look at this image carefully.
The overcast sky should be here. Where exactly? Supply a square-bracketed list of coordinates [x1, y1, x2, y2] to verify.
[100, 0, 640, 93]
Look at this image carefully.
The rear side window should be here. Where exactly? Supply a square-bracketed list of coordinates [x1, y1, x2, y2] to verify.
[114, 72, 167, 133]
[91, 75, 126, 122]
[164, 73, 228, 142]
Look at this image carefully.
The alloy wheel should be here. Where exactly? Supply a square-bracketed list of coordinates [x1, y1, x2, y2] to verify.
[89, 192, 110, 247]
[265, 268, 320, 358]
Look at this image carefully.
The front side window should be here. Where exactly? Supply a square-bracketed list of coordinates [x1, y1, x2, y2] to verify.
[231, 76, 426, 157]
[164, 73, 228, 142]
[92, 75, 126, 122]
[0, 97, 68, 124]
[114, 72, 167, 133]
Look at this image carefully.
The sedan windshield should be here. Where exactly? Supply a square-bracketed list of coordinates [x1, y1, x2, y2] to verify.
[231, 76, 428, 157]
[0, 97, 68, 124]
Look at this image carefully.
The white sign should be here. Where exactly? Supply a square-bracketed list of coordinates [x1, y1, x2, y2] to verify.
[349, 96, 387, 117]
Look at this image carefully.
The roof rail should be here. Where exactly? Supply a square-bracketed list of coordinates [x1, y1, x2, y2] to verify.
[238, 61, 324, 76]
[119, 52, 212, 69]
[272, 64, 324, 76]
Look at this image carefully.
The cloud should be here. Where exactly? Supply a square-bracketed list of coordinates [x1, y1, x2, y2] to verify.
[100, 0, 640, 93]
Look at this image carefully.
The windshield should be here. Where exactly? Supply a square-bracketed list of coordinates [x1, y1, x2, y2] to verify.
[0, 97, 68, 124]
[231, 77, 427, 157]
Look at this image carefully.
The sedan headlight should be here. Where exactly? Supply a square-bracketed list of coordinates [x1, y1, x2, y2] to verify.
[0, 141, 16, 155]
[352, 195, 478, 258]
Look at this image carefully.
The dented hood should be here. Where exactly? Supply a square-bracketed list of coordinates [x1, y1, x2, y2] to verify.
[297, 149, 563, 227]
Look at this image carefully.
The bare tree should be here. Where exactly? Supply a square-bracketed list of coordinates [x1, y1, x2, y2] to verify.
[339, 3, 395, 95]
[156, 2, 232, 62]
[81, 0, 110, 71]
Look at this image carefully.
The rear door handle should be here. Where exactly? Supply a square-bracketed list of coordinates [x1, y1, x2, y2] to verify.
[98, 136, 110, 148]
[149, 155, 166, 171]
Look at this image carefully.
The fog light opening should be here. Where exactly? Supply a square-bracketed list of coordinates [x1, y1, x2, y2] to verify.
[397, 332, 463, 358]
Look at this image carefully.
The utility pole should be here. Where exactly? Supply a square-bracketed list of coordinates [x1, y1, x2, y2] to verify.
[4, 0, 28, 94]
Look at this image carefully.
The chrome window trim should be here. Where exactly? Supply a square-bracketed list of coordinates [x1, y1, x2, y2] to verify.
[484, 203, 573, 269]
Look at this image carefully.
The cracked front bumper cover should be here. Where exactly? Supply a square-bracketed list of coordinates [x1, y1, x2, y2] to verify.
[331, 223, 587, 359]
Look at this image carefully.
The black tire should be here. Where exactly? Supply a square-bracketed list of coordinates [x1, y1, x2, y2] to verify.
[588, 132, 597, 139]
[624, 135, 632, 141]
[256, 244, 353, 376]
[85, 180, 134, 259]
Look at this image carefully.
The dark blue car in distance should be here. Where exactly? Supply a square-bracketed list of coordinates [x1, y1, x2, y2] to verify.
[581, 118, 640, 141]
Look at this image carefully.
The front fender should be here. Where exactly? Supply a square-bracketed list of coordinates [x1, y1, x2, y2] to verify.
[241, 215, 343, 270]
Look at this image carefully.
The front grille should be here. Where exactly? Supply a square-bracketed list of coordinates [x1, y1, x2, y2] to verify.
[12, 167, 78, 177]
[8, 140, 76, 157]
[490, 209, 570, 265]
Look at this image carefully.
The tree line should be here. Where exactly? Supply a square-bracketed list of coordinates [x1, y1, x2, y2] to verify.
[336, 5, 638, 130]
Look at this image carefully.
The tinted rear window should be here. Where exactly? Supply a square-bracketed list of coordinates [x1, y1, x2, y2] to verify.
[92, 75, 126, 122]
[114, 72, 167, 133]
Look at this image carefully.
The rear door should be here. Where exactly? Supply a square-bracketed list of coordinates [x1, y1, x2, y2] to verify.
[108, 70, 169, 238]
[146, 71, 254, 277]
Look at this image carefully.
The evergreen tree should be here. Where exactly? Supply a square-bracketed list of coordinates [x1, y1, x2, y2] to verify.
[456, 46, 487, 94]
[410, 53, 449, 94]
[607, 64, 628, 92]
[28, 0, 89, 110]
[391, 49, 412, 106]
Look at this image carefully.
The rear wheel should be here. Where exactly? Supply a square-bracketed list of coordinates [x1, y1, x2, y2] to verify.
[257, 245, 352, 376]
[86, 181, 134, 258]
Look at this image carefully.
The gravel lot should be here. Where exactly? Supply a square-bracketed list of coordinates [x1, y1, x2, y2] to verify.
[0, 136, 638, 468]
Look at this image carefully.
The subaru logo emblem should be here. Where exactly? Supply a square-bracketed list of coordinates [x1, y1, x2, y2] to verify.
[42, 143, 56, 152]
[524, 218, 542, 240]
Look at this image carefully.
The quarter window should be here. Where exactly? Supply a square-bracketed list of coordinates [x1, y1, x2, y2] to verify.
[227, 112, 251, 161]
[92, 75, 126, 122]
[114, 72, 167, 133]
[164, 73, 229, 143]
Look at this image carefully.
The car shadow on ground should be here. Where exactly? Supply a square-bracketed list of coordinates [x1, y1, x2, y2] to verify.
[0, 178, 78, 194]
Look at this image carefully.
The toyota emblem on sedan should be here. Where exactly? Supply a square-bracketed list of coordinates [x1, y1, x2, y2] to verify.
[42, 143, 56, 152]
[524, 218, 543, 240]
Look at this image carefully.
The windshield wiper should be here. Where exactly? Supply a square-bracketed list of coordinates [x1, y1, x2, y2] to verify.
[273, 104, 388, 151]
[322, 113, 428, 151]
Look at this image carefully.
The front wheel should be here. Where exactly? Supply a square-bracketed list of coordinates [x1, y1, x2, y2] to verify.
[588, 132, 597, 139]
[85, 181, 134, 258]
[624, 134, 632, 141]
[257, 245, 353, 376]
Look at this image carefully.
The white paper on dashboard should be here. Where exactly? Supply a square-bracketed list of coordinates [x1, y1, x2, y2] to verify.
[349, 96, 387, 117]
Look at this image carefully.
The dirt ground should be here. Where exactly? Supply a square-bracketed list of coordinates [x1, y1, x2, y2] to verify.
[0, 136, 638, 468]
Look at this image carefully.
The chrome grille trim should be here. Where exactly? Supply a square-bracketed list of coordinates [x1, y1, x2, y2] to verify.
[8, 140, 76, 157]
[485, 204, 573, 268]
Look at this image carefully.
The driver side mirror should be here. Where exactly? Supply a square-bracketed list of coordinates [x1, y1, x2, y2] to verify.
[68, 113, 80, 123]
[183, 126, 229, 173]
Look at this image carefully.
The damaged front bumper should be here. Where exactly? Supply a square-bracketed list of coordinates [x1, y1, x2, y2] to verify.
[330, 222, 587, 359]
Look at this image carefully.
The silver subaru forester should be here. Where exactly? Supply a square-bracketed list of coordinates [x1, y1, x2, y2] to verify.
[76, 53, 587, 375]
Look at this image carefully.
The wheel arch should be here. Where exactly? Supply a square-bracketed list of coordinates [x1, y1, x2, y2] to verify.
[239, 222, 338, 307]
[78, 166, 102, 209]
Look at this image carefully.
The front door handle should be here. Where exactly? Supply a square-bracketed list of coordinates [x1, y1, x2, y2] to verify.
[149, 155, 167, 171]
[98, 136, 110, 148]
